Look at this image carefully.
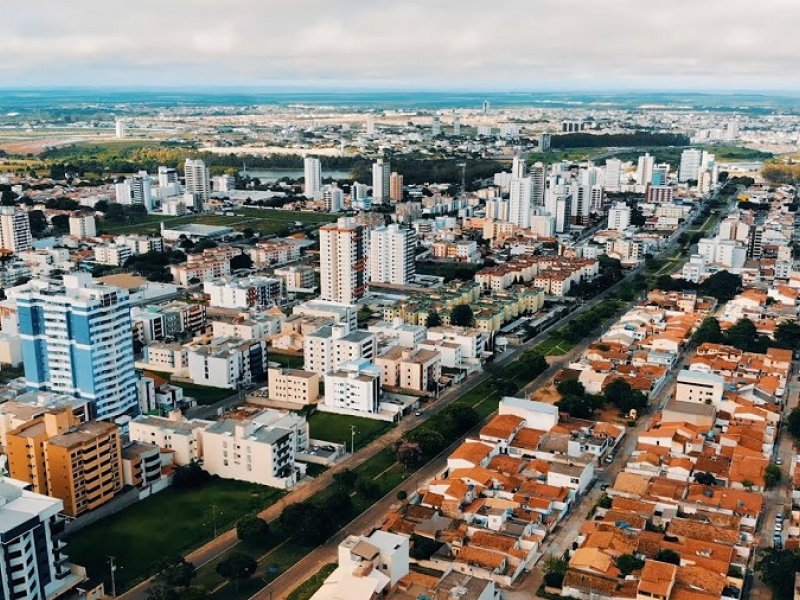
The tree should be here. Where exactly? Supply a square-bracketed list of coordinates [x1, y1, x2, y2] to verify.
[492, 378, 518, 397]
[604, 378, 647, 414]
[693, 317, 724, 345]
[725, 318, 768, 353]
[765, 464, 782, 489]
[409, 534, 443, 560]
[28, 210, 47, 237]
[655, 549, 681, 565]
[155, 556, 196, 588]
[355, 476, 381, 500]
[236, 514, 269, 547]
[693, 471, 717, 486]
[426, 311, 442, 328]
[543, 555, 568, 588]
[216, 552, 257, 590]
[557, 395, 596, 419]
[51, 214, 69, 233]
[333, 469, 358, 490]
[405, 429, 446, 459]
[230, 253, 253, 271]
[787, 407, 800, 440]
[395, 441, 424, 469]
[173, 461, 210, 490]
[616, 554, 645, 576]
[775, 321, 800, 351]
[556, 379, 586, 397]
[450, 304, 474, 327]
[396, 490, 408, 501]
[756, 548, 800, 600]
[700, 270, 741, 303]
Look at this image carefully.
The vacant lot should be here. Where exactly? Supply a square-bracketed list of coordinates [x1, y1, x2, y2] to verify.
[308, 412, 393, 451]
[66, 478, 285, 591]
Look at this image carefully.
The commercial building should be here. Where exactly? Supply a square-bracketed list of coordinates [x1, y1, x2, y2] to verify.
[319, 217, 366, 304]
[6, 411, 123, 517]
[368, 224, 416, 285]
[0, 477, 88, 600]
[0, 207, 32, 253]
[15, 273, 139, 420]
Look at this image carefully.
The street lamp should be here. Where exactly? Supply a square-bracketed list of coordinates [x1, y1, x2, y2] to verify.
[108, 556, 118, 597]
[350, 425, 357, 454]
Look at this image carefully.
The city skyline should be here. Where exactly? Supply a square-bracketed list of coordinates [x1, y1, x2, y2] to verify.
[4, 0, 800, 91]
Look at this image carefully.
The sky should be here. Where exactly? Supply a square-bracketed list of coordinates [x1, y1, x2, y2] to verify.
[3, 0, 800, 91]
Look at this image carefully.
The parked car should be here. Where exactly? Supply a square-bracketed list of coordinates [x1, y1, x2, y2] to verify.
[600, 484, 609, 491]
[777, 457, 783, 465]
[605, 454, 615, 464]
[775, 523, 783, 532]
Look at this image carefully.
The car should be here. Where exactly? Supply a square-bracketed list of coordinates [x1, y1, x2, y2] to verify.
[777, 514, 784, 523]
[414, 411, 423, 417]
[600, 484, 609, 491]
[777, 457, 783, 465]
[775, 523, 783, 532]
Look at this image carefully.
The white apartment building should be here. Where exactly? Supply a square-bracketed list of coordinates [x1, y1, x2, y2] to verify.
[679, 148, 703, 183]
[304, 157, 322, 200]
[676, 370, 725, 407]
[323, 359, 382, 416]
[508, 177, 533, 228]
[681, 254, 707, 283]
[374, 347, 441, 392]
[293, 300, 357, 331]
[187, 338, 267, 389]
[319, 217, 366, 304]
[140, 342, 188, 373]
[274, 265, 316, 292]
[697, 237, 747, 268]
[93, 243, 132, 266]
[0, 478, 87, 600]
[68, 212, 96, 238]
[170, 258, 231, 286]
[531, 214, 556, 238]
[372, 158, 391, 203]
[184, 158, 211, 205]
[267, 367, 320, 405]
[201, 417, 299, 489]
[304, 324, 376, 376]
[248, 240, 301, 267]
[368, 224, 416, 285]
[367, 319, 426, 349]
[604, 158, 622, 191]
[128, 414, 210, 465]
[636, 153, 654, 186]
[0, 207, 32, 253]
[211, 315, 279, 340]
[423, 326, 486, 362]
[204, 276, 285, 309]
[322, 184, 343, 213]
[607, 202, 631, 231]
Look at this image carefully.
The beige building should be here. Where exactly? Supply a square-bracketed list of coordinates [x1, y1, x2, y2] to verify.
[267, 367, 320, 405]
[375, 347, 441, 392]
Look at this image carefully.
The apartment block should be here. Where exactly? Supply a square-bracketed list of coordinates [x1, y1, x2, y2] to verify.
[267, 367, 320, 405]
[128, 414, 210, 465]
[304, 324, 376, 376]
[186, 337, 267, 389]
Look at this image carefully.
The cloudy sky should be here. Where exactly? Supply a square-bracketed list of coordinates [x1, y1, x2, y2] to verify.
[2, 0, 798, 91]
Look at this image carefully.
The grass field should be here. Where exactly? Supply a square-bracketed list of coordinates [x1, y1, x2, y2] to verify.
[308, 412, 393, 450]
[174, 381, 233, 405]
[533, 335, 575, 356]
[287, 564, 337, 600]
[268, 352, 304, 369]
[66, 478, 286, 591]
[98, 209, 337, 236]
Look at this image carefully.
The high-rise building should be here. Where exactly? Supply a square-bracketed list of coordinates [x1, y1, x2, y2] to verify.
[322, 184, 343, 213]
[158, 166, 178, 187]
[389, 172, 404, 201]
[319, 217, 366, 304]
[368, 224, 416, 285]
[130, 171, 153, 211]
[679, 149, 703, 183]
[366, 115, 376, 135]
[482, 100, 490, 115]
[508, 177, 533, 229]
[725, 120, 739, 141]
[7, 410, 123, 517]
[15, 273, 139, 420]
[352, 182, 369, 202]
[529, 162, 546, 206]
[511, 155, 527, 179]
[304, 157, 322, 200]
[651, 163, 670, 186]
[432, 113, 441, 136]
[608, 202, 632, 231]
[0, 477, 88, 599]
[372, 158, 391, 203]
[604, 158, 622, 192]
[184, 158, 211, 205]
[452, 113, 461, 136]
[68, 212, 96, 239]
[115, 118, 125, 139]
[636, 153, 655, 186]
[0, 207, 32, 253]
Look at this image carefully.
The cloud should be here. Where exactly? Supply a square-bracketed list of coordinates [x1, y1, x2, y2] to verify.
[2, 0, 799, 90]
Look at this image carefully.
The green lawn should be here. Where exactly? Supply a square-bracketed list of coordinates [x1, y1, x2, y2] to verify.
[308, 412, 393, 451]
[533, 335, 575, 357]
[66, 478, 286, 592]
[268, 352, 304, 369]
[287, 563, 337, 600]
[176, 381, 233, 405]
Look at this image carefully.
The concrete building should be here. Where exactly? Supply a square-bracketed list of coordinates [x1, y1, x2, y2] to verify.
[389, 172, 404, 201]
[319, 217, 366, 304]
[115, 118, 125, 139]
[368, 224, 416, 285]
[267, 367, 320, 405]
[128, 414, 209, 465]
[607, 202, 631, 231]
[679, 148, 703, 183]
[200, 416, 301, 489]
[0, 477, 88, 600]
[675, 370, 725, 407]
[93, 243, 132, 266]
[0, 207, 32, 253]
[508, 177, 533, 229]
[6, 411, 122, 517]
[322, 184, 343, 213]
[374, 347, 441, 393]
[304, 324, 376, 376]
[68, 212, 96, 239]
[187, 338, 267, 389]
[636, 153, 654, 186]
[372, 158, 391, 203]
[304, 156, 322, 200]
[184, 158, 211, 207]
[323, 359, 382, 417]
[15, 273, 139, 420]
[604, 158, 622, 192]
[204, 276, 285, 309]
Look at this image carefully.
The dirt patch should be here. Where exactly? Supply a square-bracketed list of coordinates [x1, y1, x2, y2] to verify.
[530, 383, 560, 404]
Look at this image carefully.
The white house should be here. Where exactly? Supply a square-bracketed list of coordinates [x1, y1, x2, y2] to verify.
[499, 397, 559, 431]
